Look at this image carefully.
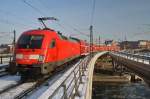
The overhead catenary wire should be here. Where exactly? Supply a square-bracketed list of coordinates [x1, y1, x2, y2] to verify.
[32, 0, 89, 37]
[22, 0, 89, 38]
[22, 0, 46, 16]
[57, 21, 90, 37]
[0, 8, 35, 28]
[36, 0, 57, 16]
[55, 21, 89, 38]
[0, 9, 35, 27]
[0, 18, 31, 29]
[0, 31, 13, 41]
[0, 32, 13, 34]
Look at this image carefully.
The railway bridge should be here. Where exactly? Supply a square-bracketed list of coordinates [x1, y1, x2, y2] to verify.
[41, 51, 150, 99]
[0, 51, 150, 99]
[110, 52, 150, 85]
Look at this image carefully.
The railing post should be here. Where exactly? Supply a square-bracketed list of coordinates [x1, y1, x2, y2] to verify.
[10, 56, 12, 62]
[137, 56, 139, 62]
[0, 56, 2, 64]
[142, 57, 144, 63]
[73, 70, 79, 96]
[82, 61, 85, 76]
[62, 84, 67, 99]
[79, 64, 83, 83]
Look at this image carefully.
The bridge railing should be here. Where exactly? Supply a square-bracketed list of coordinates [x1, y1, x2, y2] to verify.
[48, 56, 90, 99]
[0, 54, 13, 64]
[112, 52, 150, 64]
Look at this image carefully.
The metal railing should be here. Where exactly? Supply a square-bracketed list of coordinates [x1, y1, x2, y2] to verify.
[112, 52, 150, 64]
[0, 54, 13, 64]
[48, 56, 90, 99]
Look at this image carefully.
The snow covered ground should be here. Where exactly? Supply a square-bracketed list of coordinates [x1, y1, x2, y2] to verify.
[0, 63, 9, 74]
[0, 82, 36, 99]
[0, 75, 20, 93]
[0, 74, 37, 99]
[0, 63, 9, 69]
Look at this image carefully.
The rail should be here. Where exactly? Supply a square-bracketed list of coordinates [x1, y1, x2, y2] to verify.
[111, 52, 150, 64]
[47, 56, 90, 99]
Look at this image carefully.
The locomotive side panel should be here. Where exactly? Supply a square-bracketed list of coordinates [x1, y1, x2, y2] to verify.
[56, 39, 80, 66]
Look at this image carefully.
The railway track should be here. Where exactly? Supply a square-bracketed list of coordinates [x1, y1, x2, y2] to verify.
[0, 82, 36, 99]
[0, 58, 82, 99]
[16, 58, 82, 99]
[0, 81, 23, 94]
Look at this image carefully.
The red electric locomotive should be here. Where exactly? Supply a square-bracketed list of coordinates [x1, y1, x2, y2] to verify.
[14, 17, 88, 78]
[15, 29, 86, 76]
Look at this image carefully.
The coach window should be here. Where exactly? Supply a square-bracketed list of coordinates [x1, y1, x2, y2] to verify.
[50, 39, 56, 48]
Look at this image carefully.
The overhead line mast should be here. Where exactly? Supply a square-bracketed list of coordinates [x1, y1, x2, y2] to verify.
[90, 0, 96, 57]
[90, 25, 93, 57]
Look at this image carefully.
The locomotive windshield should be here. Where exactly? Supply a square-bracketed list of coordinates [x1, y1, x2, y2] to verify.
[18, 35, 44, 49]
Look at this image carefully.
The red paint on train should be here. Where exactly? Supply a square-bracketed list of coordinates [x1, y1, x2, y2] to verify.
[15, 29, 119, 76]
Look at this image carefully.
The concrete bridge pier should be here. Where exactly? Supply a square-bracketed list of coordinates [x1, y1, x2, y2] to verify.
[112, 59, 126, 75]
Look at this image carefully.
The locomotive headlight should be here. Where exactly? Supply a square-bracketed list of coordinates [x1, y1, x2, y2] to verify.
[38, 55, 44, 62]
[29, 55, 39, 59]
[16, 54, 23, 59]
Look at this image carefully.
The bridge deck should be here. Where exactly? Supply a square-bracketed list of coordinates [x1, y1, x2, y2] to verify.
[110, 52, 150, 85]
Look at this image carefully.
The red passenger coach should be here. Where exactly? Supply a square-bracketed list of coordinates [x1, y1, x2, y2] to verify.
[79, 40, 89, 55]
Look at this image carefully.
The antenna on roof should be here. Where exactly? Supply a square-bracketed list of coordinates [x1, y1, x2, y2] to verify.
[38, 17, 58, 29]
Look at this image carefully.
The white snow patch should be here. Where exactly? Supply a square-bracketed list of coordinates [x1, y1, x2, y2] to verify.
[0, 75, 20, 92]
[0, 63, 9, 68]
[0, 82, 36, 99]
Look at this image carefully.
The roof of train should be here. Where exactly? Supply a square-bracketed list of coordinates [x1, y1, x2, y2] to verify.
[22, 29, 83, 44]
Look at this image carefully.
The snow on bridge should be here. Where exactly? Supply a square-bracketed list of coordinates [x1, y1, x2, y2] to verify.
[37, 51, 108, 99]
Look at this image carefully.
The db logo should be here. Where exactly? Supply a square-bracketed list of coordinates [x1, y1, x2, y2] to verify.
[24, 55, 29, 59]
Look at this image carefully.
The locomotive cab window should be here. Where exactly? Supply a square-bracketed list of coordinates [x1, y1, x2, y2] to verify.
[18, 35, 44, 49]
[50, 39, 56, 48]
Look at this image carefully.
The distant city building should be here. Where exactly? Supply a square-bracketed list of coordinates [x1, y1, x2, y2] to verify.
[104, 40, 118, 46]
[0, 44, 14, 53]
[119, 40, 150, 50]
[119, 41, 139, 50]
[105, 40, 113, 46]
[138, 40, 150, 49]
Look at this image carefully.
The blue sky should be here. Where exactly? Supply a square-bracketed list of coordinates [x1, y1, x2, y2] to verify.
[0, 0, 150, 44]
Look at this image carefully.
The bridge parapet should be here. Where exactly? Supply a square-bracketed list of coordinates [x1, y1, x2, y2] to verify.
[38, 52, 108, 99]
[39, 56, 90, 99]
[85, 51, 108, 99]
[111, 52, 150, 65]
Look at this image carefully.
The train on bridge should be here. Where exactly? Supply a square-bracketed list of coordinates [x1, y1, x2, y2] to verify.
[11, 17, 120, 78]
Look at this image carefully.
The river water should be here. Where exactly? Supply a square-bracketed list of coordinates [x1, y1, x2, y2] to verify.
[92, 82, 150, 99]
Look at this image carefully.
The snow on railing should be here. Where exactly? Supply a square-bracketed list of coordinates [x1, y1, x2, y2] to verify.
[111, 52, 150, 64]
[39, 56, 91, 99]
